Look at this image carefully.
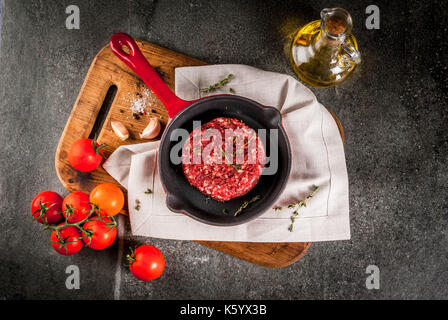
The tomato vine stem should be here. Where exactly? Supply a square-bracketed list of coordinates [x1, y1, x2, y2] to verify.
[44, 202, 117, 248]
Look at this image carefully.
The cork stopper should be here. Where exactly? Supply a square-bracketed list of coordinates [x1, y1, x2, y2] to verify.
[325, 16, 346, 35]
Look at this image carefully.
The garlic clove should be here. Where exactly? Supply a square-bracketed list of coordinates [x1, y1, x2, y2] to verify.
[140, 117, 161, 140]
[111, 121, 129, 141]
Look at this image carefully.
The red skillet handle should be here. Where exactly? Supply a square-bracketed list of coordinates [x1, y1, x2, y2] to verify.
[109, 33, 191, 118]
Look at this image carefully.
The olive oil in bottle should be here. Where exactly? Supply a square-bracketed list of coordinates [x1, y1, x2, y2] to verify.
[290, 8, 361, 88]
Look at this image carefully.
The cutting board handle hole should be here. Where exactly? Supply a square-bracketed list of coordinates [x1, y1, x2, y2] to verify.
[88, 85, 118, 139]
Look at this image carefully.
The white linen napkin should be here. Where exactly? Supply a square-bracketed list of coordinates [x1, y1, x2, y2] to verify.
[103, 64, 350, 242]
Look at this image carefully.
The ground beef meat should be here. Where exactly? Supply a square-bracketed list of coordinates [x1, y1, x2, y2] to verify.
[182, 117, 265, 202]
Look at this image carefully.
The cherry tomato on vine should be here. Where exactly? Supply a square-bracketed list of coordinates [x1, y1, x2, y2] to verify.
[127, 245, 165, 281]
[89, 184, 124, 216]
[82, 217, 117, 250]
[62, 192, 92, 223]
[68, 138, 105, 172]
[31, 191, 64, 225]
[50, 225, 83, 256]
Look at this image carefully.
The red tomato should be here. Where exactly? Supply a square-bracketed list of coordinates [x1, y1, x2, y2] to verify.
[50, 225, 83, 256]
[89, 184, 124, 216]
[31, 191, 64, 225]
[68, 138, 104, 172]
[128, 245, 165, 281]
[62, 192, 92, 223]
[82, 217, 117, 250]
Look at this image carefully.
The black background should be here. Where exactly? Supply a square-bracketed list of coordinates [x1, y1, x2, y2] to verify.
[0, 0, 447, 299]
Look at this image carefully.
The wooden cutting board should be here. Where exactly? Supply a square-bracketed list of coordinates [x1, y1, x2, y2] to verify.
[55, 40, 344, 268]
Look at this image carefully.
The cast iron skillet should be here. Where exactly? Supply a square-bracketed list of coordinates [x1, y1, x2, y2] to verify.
[110, 33, 291, 226]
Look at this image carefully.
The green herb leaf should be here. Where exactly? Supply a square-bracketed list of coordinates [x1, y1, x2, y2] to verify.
[234, 195, 261, 216]
[200, 74, 233, 93]
[286, 186, 319, 232]
[144, 188, 153, 194]
[231, 164, 242, 171]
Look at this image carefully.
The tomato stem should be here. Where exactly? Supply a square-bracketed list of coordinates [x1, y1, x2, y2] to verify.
[91, 135, 107, 159]
[33, 201, 56, 224]
[126, 247, 136, 265]
[44, 203, 117, 248]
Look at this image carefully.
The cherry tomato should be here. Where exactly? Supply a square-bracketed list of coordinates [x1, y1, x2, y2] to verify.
[82, 217, 117, 250]
[62, 192, 92, 223]
[31, 191, 64, 225]
[89, 184, 124, 216]
[50, 225, 83, 256]
[127, 245, 165, 281]
[68, 138, 104, 172]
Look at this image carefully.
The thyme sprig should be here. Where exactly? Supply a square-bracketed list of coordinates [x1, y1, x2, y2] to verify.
[220, 195, 261, 217]
[200, 74, 233, 93]
[233, 195, 261, 216]
[288, 186, 319, 209]
[288, 211, 299, 232]
[274, 186, 319, 232]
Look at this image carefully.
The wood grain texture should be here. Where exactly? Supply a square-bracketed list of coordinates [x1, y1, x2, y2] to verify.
[55, 40, 345, 268]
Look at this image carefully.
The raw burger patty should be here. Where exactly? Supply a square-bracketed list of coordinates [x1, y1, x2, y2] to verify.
[182, 117, 265, 202]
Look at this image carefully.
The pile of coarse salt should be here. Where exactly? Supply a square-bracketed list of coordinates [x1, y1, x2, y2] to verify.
[127, 87, 157, 116]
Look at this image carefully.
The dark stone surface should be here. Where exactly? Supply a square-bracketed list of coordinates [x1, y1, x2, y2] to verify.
[0, 0, 447, 299]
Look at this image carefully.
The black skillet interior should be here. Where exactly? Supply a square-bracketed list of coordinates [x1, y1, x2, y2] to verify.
[158, 95, 291, 226]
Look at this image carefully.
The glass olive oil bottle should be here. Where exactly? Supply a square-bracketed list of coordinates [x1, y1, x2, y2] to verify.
[290, 8, 361, 88]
